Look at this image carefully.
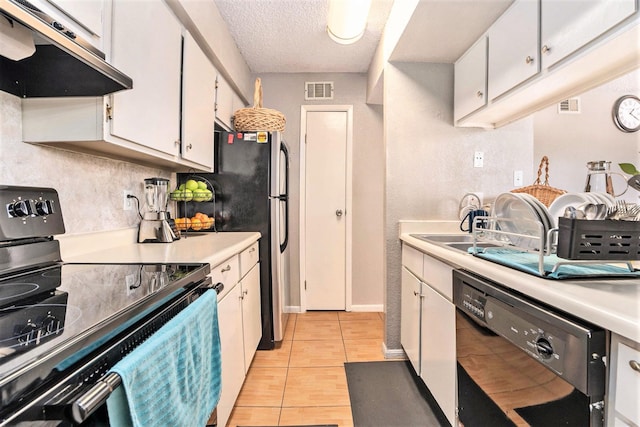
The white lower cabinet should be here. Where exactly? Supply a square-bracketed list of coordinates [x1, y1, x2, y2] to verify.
[400, 244, 456, 426]
[240, 262, 262, 373]
[419, 281, 456, 427]
[217, 281, 244, 427]
[401, 266, 422, 374]
[607, 334, 640, 426]
[209, 241, 262, 427]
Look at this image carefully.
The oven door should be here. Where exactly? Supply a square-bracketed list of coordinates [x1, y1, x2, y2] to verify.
[4, 277, 219, 426]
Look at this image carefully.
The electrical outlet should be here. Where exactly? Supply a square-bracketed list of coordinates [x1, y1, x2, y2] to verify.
[125, 274, 136, 295]
[123, 190, 134, 211]
[474, 151, 484, 168]
[514, 170, 524, 186]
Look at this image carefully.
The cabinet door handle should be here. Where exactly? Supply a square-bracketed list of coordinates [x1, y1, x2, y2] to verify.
[243, 290, 249, 296]
[476, 90, 483, 98]
[186, 143, 193, 150]
[249, 247, 256, 253]
[221, 265, 231, 273]
[541, 45, 551, 54]
[525, 55, 534, 64]
[413, 290, 420, 296]
[630, 360, 640, 373]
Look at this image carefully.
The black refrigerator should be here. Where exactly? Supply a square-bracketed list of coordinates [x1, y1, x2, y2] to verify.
[179, 131, 289, 350]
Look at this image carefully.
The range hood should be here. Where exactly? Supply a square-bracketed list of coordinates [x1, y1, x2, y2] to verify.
[0, 0, 132, 97]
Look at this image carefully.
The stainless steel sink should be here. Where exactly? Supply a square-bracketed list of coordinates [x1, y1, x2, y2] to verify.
[445, 242, 501, 252]
[409, 234, 502, 253]
[410, 234, 475, 243]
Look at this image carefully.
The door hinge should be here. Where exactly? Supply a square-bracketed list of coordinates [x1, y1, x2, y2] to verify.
[304, 280, 307, 290]
[105, 103, 112, 121]
[304, 134, 307, 144]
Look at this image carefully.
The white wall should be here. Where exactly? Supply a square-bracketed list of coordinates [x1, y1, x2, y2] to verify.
[0, 91, 171, 236]
[384, 62, 534, 350]
[533, 69, 640, 202]
[258, 73, 385, 310]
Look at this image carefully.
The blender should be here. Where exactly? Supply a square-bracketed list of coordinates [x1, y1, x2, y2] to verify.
[138, 177, 180, 243]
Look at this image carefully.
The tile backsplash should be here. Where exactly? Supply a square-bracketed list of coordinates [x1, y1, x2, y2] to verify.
[0, 91, 171, 235]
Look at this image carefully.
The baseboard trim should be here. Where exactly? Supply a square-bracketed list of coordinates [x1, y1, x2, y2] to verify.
[382, 342, 407, 360]
[286, 305, 383, 313]
[350, 304, 384, 312]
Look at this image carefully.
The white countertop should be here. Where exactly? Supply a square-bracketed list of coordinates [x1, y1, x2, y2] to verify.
[399, 221, 640, 343]
[60, 229, 261, 269]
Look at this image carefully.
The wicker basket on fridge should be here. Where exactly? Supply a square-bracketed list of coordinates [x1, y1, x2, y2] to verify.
[234, 78, 286, 132]
[511, 156, 566, 207]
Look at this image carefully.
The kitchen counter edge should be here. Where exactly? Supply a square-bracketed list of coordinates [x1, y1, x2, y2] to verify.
[400, 232, 640, 344]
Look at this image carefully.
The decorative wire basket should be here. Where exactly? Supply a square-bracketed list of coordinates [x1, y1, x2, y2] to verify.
[234, 78, 286, 132]
[511, 156, 566, 207]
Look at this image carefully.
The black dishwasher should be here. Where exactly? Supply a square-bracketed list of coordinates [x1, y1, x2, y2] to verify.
[453, 270, 606, 427]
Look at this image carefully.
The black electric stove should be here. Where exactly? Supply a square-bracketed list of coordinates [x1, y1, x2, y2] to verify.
[0, 186, 213, 425]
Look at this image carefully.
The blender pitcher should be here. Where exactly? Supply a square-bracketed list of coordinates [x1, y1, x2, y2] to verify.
[138, 177, 178, 243]
[144, 177, 169, 214]
[584, 161, 628, 197]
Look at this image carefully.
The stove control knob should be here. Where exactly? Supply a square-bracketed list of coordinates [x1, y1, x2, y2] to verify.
[536, 337, 554, 359]
[35, 200, 53, 216]
[10, 200, 32, 217]
[16, 321, 38, 346]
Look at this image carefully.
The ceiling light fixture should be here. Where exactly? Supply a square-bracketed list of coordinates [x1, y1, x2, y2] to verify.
[326, 0, 372, 45]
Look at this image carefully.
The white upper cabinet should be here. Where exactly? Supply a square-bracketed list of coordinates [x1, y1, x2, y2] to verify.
[47, 0, 104, 38]
[454, 37, 487, 122]
[488, 0, 539, 100]
[28, 0, 106, 50]
[181, 32, 216, 170]
[454, 0, 639, 128]
[109, 0, 182, 158]
[540, 0, 636, 69]
[215, 73, 235, 130]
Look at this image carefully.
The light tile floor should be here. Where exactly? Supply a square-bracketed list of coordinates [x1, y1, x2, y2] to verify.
[226, 311, 393, 427]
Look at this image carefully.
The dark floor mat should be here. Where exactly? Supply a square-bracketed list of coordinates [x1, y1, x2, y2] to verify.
[344, 360, 448, 427]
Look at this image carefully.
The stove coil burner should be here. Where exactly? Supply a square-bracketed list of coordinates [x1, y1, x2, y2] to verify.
[0, 283, 40, 301]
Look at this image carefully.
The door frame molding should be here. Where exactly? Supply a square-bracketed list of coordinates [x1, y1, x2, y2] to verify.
[299, 105, 353, 312]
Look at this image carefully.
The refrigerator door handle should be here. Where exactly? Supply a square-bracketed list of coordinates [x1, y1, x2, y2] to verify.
[279, 142, 290, 253]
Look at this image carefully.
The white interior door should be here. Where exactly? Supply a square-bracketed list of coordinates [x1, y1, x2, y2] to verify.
[303, 109, 350, 310]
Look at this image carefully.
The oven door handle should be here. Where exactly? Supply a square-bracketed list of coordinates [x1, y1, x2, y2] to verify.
[71, 372, 122, 423]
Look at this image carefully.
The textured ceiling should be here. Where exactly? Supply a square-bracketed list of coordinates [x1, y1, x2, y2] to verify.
[214, 0, 513, 74]
[214, 0, 393, 73]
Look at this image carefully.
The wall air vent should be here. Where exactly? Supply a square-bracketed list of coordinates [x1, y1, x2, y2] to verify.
[305, 82, 334, 100]
[558, 97, 581, 114]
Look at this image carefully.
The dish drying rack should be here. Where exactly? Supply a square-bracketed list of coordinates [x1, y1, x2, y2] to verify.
[469, 216, 639, 277]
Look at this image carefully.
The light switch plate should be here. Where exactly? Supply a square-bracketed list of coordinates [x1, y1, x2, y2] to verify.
[514, 170, 523, 186]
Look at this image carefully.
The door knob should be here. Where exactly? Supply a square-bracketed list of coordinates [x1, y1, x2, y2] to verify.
[336, 209, 343, 217]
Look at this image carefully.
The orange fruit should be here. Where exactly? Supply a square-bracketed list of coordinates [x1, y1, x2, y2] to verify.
[190, 218, 203, 231]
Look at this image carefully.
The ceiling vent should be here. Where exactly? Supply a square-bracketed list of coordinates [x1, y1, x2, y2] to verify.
[305, 82, 334, 100]
[558, 97, 581, 114]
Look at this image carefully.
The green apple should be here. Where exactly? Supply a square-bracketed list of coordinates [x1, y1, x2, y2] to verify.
[185, 180, 198, 191]
[178, 183, 186, 191]
[203, 189, 213, 201]
[170, 189, 182, 201]
[182, 188, 193, 201]
[197, 181, 208, 190]
[192, 190, 207, 202]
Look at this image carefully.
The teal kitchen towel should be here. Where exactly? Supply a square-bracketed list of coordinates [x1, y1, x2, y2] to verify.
[106, 289, 221, 427]
[473, 247, 640, 279]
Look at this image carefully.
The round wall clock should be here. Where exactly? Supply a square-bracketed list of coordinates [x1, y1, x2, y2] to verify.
[612, 94, 640, 133]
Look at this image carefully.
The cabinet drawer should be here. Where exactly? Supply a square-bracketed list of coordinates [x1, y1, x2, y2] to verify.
[402, 245, 424, 278]
[240, 241, 259, 278]
[210, 255, 240, 299]
[614, 341, 640, 425]
[422, 255, 453, 300]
